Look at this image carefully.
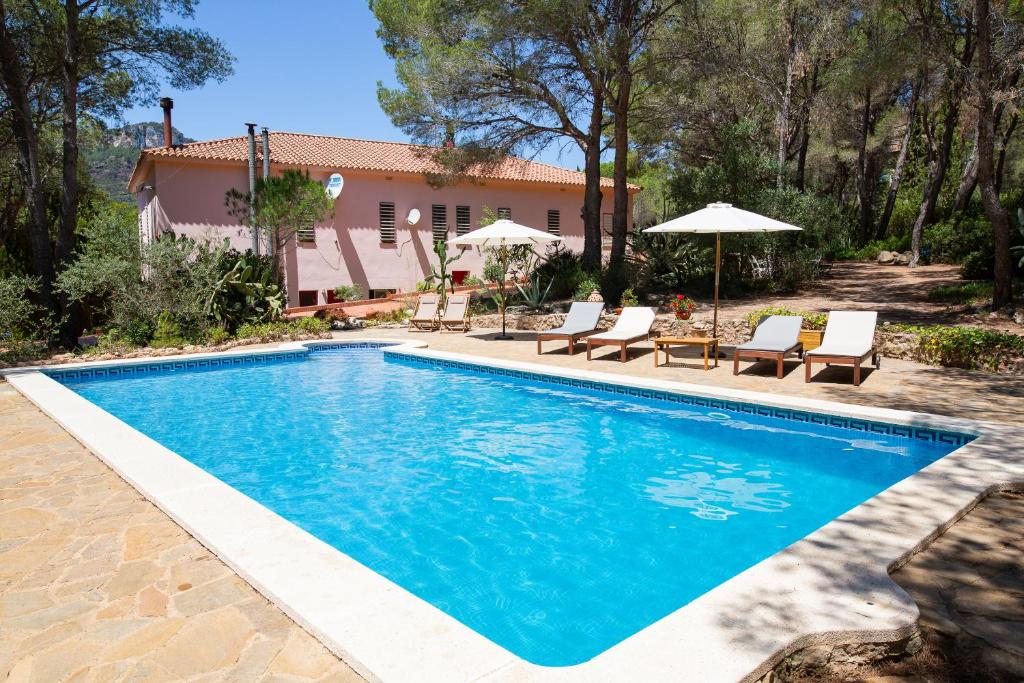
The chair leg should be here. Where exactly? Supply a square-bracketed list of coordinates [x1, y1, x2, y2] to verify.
[620, 343, 627, 362]
[733, 354, 739, 375]
[537, 338, 542, 355]
[568, 337, 575, 355]
[776, 355, 783, 379]
[805, 358, 812, 383]
[853, 359, 861, 387]
[587, 342, 592, 361]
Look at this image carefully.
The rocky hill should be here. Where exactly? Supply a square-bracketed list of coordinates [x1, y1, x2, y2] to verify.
[85, 122, 193, 201]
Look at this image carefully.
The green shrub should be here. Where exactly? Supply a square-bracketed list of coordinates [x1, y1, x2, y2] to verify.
[745, 306, 827, 330]
[149, 311, 188, 349]
[926, 281, 994, 305]
[573, 275, 601, 301]
[333, 283, 365, 301]
[0, 274, 49, 342]
[533, 244, 584, 300]
[462, 275, 484, 288]
[620, 287, 639, 307]
[364, 308, 412, 326]
[890, 324, 1024, 372]
[291, 316, 330, 334]
[108, 319, 154, 347]
[205, 327, 231, 345]
[838, 235, 909, 261]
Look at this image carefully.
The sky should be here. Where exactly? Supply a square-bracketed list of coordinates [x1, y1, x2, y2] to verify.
[119, 0, 584, 169]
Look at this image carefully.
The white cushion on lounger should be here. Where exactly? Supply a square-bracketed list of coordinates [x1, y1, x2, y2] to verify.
[805, 311, 877, 358]
[589, 307, 656, 341]
[736, 315, 803, 352]
[542, 302, 605, 335]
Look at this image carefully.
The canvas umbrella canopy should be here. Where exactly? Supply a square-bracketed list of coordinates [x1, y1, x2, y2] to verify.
[448, 219, 562, 339]
[643, 203, 801, 338]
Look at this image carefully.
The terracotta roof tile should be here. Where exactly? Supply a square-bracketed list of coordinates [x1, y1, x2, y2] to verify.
[136, 131, 638, 190]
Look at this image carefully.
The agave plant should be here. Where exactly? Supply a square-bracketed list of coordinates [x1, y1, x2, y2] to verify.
[514, 275, 553, 310]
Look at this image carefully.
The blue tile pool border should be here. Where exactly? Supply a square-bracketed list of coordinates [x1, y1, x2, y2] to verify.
[386, 351, 976, 448]
[44, 342, 398, 383]
[42, 340, 973, 448]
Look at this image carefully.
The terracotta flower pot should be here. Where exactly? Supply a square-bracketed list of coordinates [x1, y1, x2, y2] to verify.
[675, 312, 691, 321]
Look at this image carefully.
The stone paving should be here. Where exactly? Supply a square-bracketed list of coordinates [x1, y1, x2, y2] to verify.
[0, 384, 362, 683]
[891, 490, 1024, 680]
[1, 332, 1021, 681]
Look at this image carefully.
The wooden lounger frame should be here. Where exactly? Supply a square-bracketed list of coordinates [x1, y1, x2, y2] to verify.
[804, 348, 880, 387]
[536, 329, 600, 355]
[440, 312, 470, 332]
[586, 333, 652, 362]
[733, 343, 803, 379]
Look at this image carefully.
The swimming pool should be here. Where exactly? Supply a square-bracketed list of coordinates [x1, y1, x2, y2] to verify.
[47, 343, 970, 667]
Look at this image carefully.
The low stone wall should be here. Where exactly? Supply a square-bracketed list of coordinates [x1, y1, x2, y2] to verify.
[471, 311, 752, 343]
[753, 632, 923, 682]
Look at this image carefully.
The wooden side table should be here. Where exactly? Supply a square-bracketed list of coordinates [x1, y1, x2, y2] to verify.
[654, 336, 720, 371]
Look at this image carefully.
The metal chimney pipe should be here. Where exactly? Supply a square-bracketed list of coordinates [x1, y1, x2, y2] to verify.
[245, 123, 261, 257]
[260, 127, 270, 179]
[159, 97, 174, 147]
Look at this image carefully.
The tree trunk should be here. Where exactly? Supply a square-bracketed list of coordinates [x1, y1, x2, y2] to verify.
[794, 62, 818, 192]
[974, 0, 1013, 307]
[580, 92, 604, 272]
[609, 38, 632, 285]
[876, 76, 920, 240]
[995, 112, 1018, 195]
[909, 25, 972, 268]
[909, 97, 958, 267]
[0, 0, 56, 319]
[58, 0, 83, 348]
[951, 132, 979, 217]
[776, 11, 796, 189]
[855, 87, 874, 244]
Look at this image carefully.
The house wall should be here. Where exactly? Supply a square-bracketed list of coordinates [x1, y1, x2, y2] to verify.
[142, 159, 630, 305]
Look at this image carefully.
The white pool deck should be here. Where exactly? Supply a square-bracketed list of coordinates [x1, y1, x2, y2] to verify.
[3, 338, 1022, 683]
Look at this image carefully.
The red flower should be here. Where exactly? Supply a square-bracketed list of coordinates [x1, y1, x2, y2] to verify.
[676, 294, 683, 300]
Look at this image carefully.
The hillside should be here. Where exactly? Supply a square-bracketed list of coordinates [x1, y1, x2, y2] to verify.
[85, 122, 193, 201]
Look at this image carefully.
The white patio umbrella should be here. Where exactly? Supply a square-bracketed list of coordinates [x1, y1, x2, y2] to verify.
[448, 219, 562, 339]
[643, 202, 801, 338]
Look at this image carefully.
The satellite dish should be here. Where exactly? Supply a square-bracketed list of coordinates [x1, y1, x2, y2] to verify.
[325, 173, 344, 200]
[406, 208, 421, 225]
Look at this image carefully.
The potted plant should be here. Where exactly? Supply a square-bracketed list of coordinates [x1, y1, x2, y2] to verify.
[613, 287, 639, 315]
[668, 294, 697, 320]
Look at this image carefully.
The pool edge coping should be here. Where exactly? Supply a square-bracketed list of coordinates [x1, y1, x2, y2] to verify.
[2, 338, 1021, 683]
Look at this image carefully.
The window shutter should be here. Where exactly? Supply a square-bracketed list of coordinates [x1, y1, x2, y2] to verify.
[432, 205, 448, 243]
[379, 202, 396, 243]
[497, 207, 512, 220]
[547, 209, 560, 235]
[456, 205, 471, 236]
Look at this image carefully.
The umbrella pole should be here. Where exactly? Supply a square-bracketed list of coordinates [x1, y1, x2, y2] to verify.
[713, 232, 720, 339]
[497, 246, 511, 340]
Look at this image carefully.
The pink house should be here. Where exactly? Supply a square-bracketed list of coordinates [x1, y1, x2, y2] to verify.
[128, 129, 637, 307]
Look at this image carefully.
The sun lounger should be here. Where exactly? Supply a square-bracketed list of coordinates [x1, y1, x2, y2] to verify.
[439, 295, 470, 332]
[804, 311, 880, 387]
[536, 302, 605, 355]
[409, 294, 440, 331]
[733, 315, 804, 379]
[586, 307, 656, 362]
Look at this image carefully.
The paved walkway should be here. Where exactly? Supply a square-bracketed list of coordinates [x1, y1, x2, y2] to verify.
[0, 384, 362, 683]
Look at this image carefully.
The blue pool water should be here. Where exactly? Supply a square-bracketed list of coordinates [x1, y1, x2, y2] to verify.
[56, 346, 967, 666]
